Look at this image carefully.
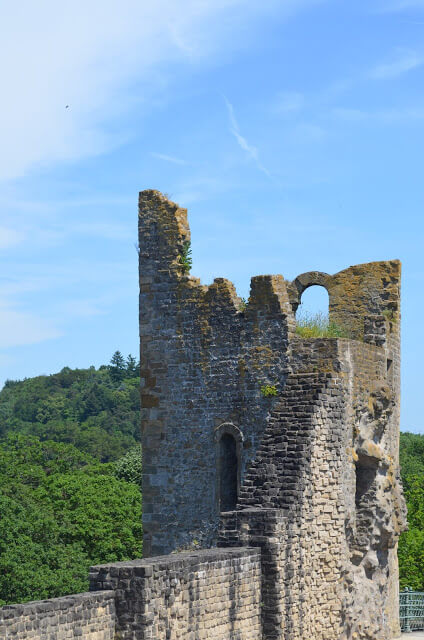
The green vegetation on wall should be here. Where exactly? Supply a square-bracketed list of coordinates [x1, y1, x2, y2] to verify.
[295, 310, 349, 339]
[178, 240, 192, 274]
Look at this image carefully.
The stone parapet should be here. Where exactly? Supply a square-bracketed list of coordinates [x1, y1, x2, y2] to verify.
[90, 547, 262, 640]
[0, 591, 115, 640]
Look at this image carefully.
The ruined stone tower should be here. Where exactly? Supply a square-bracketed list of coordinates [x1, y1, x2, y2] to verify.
[0, 188, 409, 640]
[139, 190, 406, 640]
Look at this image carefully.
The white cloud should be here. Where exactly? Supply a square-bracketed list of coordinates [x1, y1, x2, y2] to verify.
[58, 299, 107, 319]
[0, 215, 133, 252]
[224, 97, 270, 176]
[369, 51, 424, 79]
[151, 152, 187, 165]
[0, 308, 62, 348]
[0, 353, 16, 367]
[0, 0, 320, 183]
[332, 108, 369, 122]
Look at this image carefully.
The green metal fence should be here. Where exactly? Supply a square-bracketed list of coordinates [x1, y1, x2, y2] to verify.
[400, 588, 424, 632]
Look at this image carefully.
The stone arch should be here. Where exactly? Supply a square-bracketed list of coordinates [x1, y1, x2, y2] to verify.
[288, 271, 332, 314]
[214, 423, 243, 513]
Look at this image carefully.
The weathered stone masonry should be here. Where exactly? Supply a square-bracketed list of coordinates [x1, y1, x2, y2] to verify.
[89, 548, 261, 640]
[139, 190, 407, 639]
[0, 591, 115, 640]
[0, 548, 261, 640]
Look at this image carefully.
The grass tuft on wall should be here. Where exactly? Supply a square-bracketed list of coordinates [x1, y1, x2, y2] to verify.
[295, 310, 349, 339]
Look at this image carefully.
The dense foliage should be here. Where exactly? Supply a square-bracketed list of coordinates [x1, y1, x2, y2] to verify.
[0, 353, 143, 605]
[0, 434, 142, 605]
[0, 352, 140, 462]
[398, 432, 424, 591]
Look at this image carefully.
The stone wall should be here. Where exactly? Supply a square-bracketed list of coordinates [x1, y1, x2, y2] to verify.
[0, 548, 261, 640]
[0, 591, 115, 640]
[89, 547, 262, 640]
[287, 261, 401, 342]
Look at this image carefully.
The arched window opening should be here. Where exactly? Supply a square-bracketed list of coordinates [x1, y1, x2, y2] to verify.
[295, 285, 331, 338]
[219, 433, 238, 512]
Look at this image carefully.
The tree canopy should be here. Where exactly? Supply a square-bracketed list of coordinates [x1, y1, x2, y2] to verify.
[398, 432, 424, 591]
[0, 433, 142, 605]
[0, 353, 142, 605]
[0, 353, 140, 462]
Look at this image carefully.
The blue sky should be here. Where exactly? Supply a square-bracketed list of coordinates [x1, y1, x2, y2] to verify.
[0, 0, 423, 432]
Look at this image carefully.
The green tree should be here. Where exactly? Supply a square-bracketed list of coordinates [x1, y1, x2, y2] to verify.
[126, 354, 139, 377]
[398, 432, 424, 590]
[399, 473, 424, 590]
[109, 351, 126, 382]
[114, 445, 142, 486]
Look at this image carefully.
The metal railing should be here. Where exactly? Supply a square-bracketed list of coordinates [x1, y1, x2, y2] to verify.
[400, 588, 424, 632]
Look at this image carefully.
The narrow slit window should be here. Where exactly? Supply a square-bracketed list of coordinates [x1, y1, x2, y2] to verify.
[219, 433, 238, 512]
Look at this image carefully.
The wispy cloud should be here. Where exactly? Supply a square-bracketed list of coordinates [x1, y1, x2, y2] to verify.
[151, 152, 187, 165]
[0, 218, 133, 252]
[289, 123, 327, 143]
[332, 108, 368, 122]
[272, 91, 304, 114]
[224, 97, 270, 176]
[0, 260, 135, 300]
[369, 50, 424, 79]
[69, 222, 133, 240]
[1, 0, 298, 183]
[0, 257, 136, 351]
[58, 299, 108, 319]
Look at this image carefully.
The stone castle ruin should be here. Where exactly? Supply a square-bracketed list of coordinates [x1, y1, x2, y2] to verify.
[0, 190, 407, 640]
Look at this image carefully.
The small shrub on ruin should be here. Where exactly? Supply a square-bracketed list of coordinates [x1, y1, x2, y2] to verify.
[238, 297, 248, 312]
[178, 241, 192, 274]
[260, 384, 278, 397]
[382, 308, 397, 323]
